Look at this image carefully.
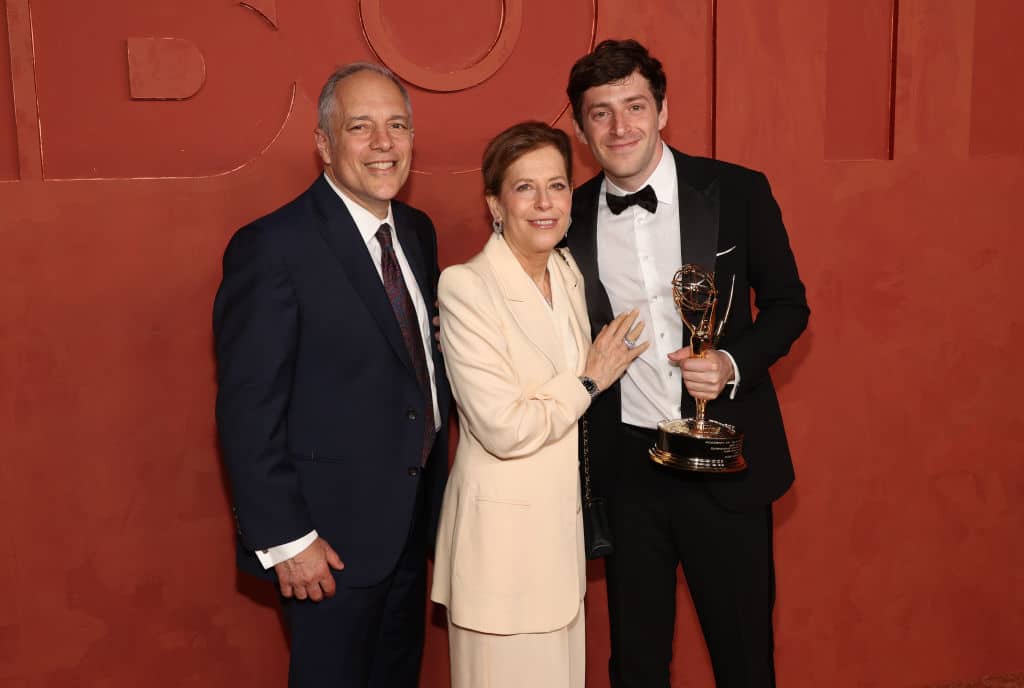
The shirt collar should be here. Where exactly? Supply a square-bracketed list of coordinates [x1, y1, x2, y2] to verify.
[603, 140, 677, 207]
[322, 171, 395, 245]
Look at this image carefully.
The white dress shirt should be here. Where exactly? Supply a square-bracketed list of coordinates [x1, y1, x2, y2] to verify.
[256, 173, 440, 569]
[596, 142, 739, 430]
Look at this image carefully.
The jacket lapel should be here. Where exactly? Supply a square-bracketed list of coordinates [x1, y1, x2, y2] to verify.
[674, 148, 721, 273]
[483, 234, 563, 372]
[551, 248, 590, 375]
[393, 205, 447, 391]
[309, 177, 412, 371]
[393, 203, 431, 305]
[673, 148, 726, 350]
[568, 175, 614, 329]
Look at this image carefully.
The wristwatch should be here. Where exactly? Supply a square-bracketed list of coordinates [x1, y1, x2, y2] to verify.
[578, 376, 600, 398]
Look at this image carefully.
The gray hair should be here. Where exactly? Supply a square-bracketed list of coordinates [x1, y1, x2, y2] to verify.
[317, 63, 413, 139]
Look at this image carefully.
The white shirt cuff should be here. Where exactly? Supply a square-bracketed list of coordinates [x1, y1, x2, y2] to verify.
[254, 530, 318, 569]
[719, 349, 741, 400]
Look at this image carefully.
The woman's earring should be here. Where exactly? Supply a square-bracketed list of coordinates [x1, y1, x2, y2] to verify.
[564, 217, 572, 238]
[492, 218, 503, 234]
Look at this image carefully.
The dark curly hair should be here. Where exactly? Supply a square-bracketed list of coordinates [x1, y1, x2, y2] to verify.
[566, 39, 667, 128]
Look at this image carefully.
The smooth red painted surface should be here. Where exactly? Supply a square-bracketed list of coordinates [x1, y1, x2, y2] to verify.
[0, 0, 17, 180]
[1, 1, 1021, 686]
[824, 0, 895, 160]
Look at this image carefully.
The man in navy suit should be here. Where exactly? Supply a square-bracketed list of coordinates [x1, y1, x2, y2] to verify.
[213, 63, 450, 687]
[566, 40, 809, 687]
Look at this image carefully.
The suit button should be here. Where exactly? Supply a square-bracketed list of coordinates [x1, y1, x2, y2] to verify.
[407, 409, 417, 420]
[408, 467, 420, 477]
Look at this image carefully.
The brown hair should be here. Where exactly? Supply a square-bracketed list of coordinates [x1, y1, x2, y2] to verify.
[482, 121, 573, 197]
[566, 39, 667, 127]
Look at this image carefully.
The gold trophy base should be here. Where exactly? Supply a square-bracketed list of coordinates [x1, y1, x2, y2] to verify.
[648, 418, 746, 473]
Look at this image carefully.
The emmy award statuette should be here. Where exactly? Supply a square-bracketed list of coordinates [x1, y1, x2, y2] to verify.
[649, 265, 746, 473]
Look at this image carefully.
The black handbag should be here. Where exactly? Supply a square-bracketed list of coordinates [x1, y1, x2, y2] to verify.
[581, 416, 614, 559]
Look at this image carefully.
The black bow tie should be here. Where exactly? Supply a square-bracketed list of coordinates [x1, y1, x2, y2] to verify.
[606, 185, 658, 215]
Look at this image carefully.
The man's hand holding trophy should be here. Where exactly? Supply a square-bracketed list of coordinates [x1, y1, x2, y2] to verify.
[648, 264, 747, 473]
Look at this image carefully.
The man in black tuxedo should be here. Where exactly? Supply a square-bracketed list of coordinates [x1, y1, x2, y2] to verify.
[565, 40, 810, 687]
[213, 63, 449, 687]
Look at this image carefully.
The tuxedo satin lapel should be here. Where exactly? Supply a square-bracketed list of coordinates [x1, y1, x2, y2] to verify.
[568, 177, 600, 279]
[674, 151, 737, 328]
[393, 204, 431, 303]
[483, 235, 563, 372]
[677, 178, 721, 273]
[673, 147, 723, 270]
[674, 148, 722, 351]
[310, 178, 413, 371]
[568, 176, 614, 327]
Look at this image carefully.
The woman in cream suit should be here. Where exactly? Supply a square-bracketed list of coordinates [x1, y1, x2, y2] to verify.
[431, 122, 648, 687]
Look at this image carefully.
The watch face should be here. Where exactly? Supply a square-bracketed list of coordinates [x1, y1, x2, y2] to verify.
[581, 377, 599, 396]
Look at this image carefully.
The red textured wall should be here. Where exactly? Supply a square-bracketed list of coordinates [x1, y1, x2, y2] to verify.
[2, 1, 1022, 686]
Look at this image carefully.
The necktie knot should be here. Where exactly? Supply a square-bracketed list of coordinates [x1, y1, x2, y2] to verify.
[606, 185, 658, 215]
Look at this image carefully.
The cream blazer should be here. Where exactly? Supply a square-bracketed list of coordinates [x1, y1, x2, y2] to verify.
[430, 233, 592, 635]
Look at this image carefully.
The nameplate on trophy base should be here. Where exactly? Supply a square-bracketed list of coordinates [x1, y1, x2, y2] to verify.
[648, 418, 745, 473]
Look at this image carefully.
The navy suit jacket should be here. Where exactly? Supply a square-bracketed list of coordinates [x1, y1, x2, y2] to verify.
[568, 147, 809, 510]
[214, 175, 450, 586]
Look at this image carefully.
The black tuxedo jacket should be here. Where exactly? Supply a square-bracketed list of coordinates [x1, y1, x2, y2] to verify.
[568, 147, 809, 510]
[214, 175, 451, 586]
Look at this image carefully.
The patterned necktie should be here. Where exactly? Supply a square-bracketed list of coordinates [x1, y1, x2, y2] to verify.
[606, 184, 658, 215]
[376, 223, 436, 465]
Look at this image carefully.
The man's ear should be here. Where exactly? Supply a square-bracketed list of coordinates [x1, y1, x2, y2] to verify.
[314, 129, 331, 166]
[572, 119, 588, 145]
[657, 96, 669, 132]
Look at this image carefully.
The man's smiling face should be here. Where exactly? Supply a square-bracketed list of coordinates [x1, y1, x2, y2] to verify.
[573, 69, 668, 192]
[315, 70, 413, 218]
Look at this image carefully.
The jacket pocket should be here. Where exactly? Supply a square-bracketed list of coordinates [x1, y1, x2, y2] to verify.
[452, 497, 534, 597]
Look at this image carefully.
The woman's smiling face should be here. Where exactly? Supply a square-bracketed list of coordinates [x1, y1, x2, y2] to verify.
[487, 145, 572, 261]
